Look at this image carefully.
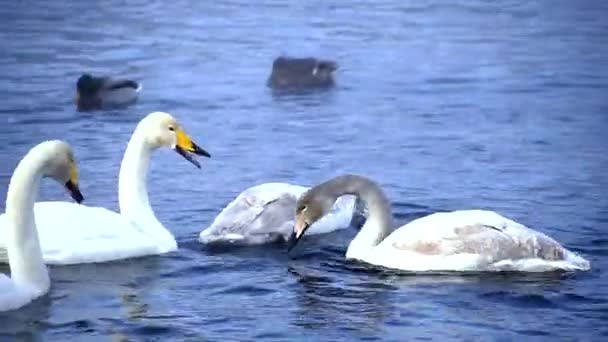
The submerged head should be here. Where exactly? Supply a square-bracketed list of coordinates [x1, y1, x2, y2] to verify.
[38, 140, 84, 203]
[139, 111, 211, 168]
[286, 182, 339, 252]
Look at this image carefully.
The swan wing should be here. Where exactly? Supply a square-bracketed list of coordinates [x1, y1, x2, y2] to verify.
[373, 210, 590, 272]
[199, 183, 357, 245]
[0, 201, 161, 265]
[199, 183, 308, 245]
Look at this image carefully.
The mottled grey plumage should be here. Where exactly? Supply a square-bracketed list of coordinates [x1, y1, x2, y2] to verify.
[289, 174, 590, 272]
[199, 183, 366, 246]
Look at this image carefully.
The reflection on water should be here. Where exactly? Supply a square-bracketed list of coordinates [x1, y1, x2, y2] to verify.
[120, 284, 149, 320]
[288, 265, 396, 334]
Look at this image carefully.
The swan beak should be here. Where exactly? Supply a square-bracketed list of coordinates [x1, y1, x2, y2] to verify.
[287, 217, 310, 252]
[174, 128, 211, 169]
[64, 161, 83, 203]
[65, 180, 84, 204]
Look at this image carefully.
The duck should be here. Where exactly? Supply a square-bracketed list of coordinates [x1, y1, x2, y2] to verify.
[74, 73, 142, 111]
[0, 140, 84, 312]
[199, 182, 367, 246]
[287, 174, 591, 272]
[267, 56, 337, 89]
[0, 112, 210, 265]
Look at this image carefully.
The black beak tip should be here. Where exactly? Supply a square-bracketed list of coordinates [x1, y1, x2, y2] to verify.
[175, 145, 202, 169]
[286, 221, 311, 253]
[286, 231, 298, 253]
[193, 143, 211, 158]
[65, 181, 84, 204]
[73, 191, 85, 204]
[191, 158, 202, 169]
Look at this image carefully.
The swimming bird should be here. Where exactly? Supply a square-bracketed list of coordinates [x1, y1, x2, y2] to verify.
[74, 73, 142, 111]
[0, 112, 210, 265]
[267, 56, 337, 89]
[199, 182, 367, 246]
[0, 140, 83, 312]
[287, 174, 591, 272]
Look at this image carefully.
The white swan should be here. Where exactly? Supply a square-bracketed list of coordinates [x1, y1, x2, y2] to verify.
[287, 175, 591, 272]
[0, 112, 210, 265]
[199, 182, 367, 245]
[1, 140, 83, 312]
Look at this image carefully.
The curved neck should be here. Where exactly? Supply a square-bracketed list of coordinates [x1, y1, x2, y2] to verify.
[118, 127, 176, 250]
[119, 130, 152, 217]
[325, 176, 393, 258]
[5, 149, 49, 290]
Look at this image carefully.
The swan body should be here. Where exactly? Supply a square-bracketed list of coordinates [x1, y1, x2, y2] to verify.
[0, 203, 162, 264]
[199, 182, 366, 246]
[289, 175, 590, 272]
[353, 209, 590, 272]
[1, 140, 83, 312]
[0, 112, 210, 265]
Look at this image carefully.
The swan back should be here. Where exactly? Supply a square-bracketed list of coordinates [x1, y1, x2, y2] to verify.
[200, 183, 307, 244]
[200, 182, 361, 246]
[373, 210, 591, 272]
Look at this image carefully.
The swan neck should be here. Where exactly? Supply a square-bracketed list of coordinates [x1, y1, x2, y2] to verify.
[117, 126, 177, 251]
[330, 177, 392, 256]
[5, 149, 49, 290]
[118, 130, 152, 217]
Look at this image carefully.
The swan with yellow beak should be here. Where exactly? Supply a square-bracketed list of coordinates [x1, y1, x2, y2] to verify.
[0, 112, 210, 265]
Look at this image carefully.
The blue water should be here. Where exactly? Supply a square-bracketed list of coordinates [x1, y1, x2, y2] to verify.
[1, 0, 607, 340]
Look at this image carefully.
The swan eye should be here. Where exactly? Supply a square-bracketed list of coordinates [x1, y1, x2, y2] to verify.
[168, 126, 175, 132]
[299, 205, 307, 213]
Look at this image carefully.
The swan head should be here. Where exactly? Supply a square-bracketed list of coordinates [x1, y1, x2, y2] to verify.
[41, 140, 84, 204]
[141, 112, 211, 168]
[287, 185, 338, 252]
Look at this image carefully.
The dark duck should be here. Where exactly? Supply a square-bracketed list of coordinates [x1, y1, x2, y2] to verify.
[267, 56, 338, 90]
[75, 73, 142, 111]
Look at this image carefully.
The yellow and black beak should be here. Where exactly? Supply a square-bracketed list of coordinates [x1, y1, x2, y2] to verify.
[286, 215, 311, 252]
[64, 161, 84, 204]
[174, 127, 211, 169]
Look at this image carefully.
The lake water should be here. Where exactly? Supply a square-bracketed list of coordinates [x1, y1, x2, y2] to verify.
[1, 0, 607, 341]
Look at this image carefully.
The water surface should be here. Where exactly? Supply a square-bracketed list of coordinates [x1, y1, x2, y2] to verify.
[1, 1, 607, 340]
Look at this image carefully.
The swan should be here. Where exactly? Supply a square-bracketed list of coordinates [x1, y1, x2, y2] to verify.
[74, 73, 142, 111]
[0, 112, 210, 265]
[287, 175, 591, 272]
[199, 182, 367, 246]
[0, 140, 84, 312]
